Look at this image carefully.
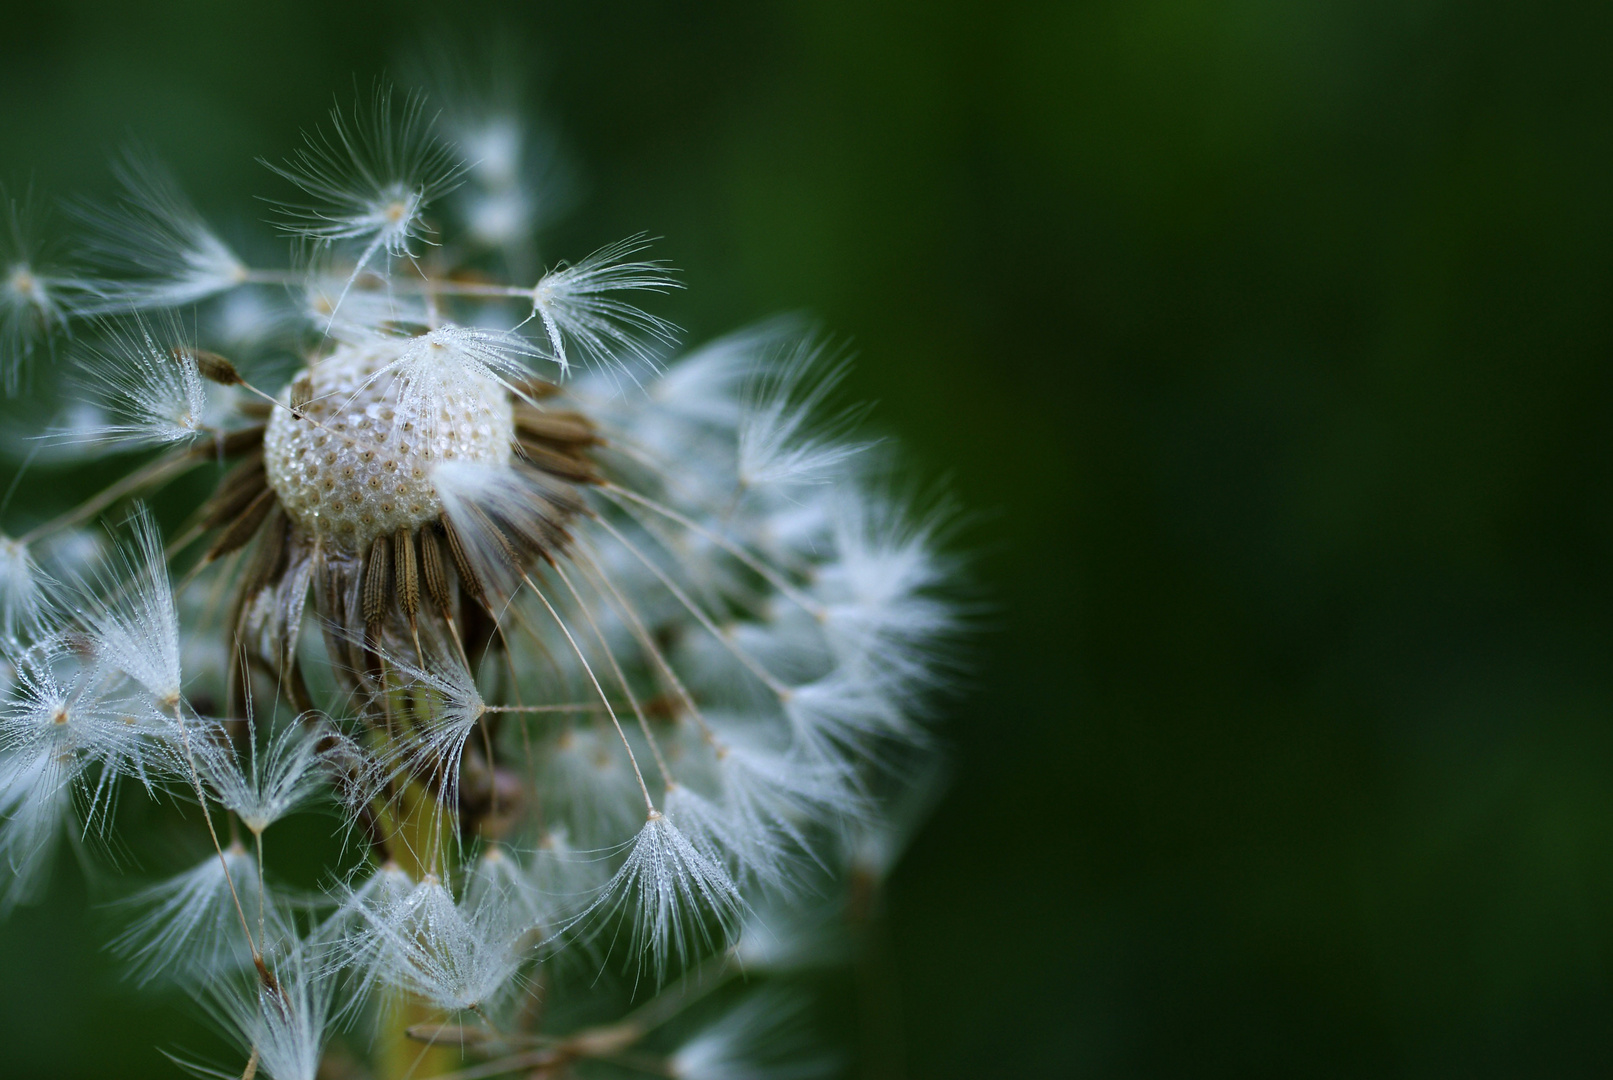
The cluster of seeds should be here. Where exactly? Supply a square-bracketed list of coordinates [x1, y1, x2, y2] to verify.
[263, 342, 515, 550]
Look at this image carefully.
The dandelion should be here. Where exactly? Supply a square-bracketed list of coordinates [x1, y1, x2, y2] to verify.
[70, 318, 212, 449]
[70, 148, 249, 314]
[198, 941, 334, 1080]
[529, 235, 682, 374]
[265, 86, 464, 324]
[0, 182, 74, 393]
[0, 65, 962, 1080]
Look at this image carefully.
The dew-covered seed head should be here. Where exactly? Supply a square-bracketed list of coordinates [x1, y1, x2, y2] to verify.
[263, 340, 515, 551]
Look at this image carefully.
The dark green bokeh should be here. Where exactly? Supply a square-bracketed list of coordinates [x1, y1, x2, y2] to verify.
[3, 1, 1613, 1075]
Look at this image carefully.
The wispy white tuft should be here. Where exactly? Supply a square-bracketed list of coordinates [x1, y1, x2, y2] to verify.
[0, 183, 73, 393]
[669, 989, 837, 1080]
[265, 87, 465, 321]
[77, 504, 185, 706]
[339, 875, 528, 1012]
[1, 643, 165, 826]
[0, 744, 73, 912]
[314, 860, 413, 962]
[112, 845, 267, 986]
[361, 641, 485, 817]
[782, 667, 911, 762]
[0, 537, 47, 644]
[417, 35, 573, 260]
[581, 811, 744, 982]
[643, 319, 797, 430]
[664, 779, 785, 892]
[737, 337, 870, 491]
[381, 323, 542, 431]
[456, 120, 570, 256]
[464, 844, 551, 933]
[199, 940, 334, 1080]
[705, 725, 864, 881]
[70, 317, 211, 448]
[202, 713, 325, 835]
[70, 149, 248, 313]
[815, 484, 960, 688]
[529, 235, 680, 374]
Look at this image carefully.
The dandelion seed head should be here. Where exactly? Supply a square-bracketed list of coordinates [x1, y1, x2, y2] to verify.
[262, 337, 515, 551]
[0, 64, 964, 1078]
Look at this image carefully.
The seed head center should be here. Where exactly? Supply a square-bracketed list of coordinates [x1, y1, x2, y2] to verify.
[262, 341, 515, 551]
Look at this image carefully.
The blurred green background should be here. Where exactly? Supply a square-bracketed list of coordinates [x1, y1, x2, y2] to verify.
[4, 0, 1613, 1075]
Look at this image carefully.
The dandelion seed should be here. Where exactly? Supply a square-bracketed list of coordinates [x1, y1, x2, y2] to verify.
[362, 641, 486, 816]
[265, 86, 465, 322]
[202, 713, 325, 835]
[815, 484, 962, 686]
[71, 317, 211, 448]
[77, 504, 184, 706]
[529, 234, 681, 374]
[1, 182, 73, 393]
[737, 336, 870, 491]
[663, 779, 787, 891]
[669, 989, 837, 1080]
[70, 148, 248, 313]
[0, 643, 163, 824]
[341, 875, 527, 1013]
[0, 537, 47, 644]
[782, 666, 913, 762]
[464, 844, 550, 931]
[0, 744, 73, 912]
[200, 940, 334, 1080]
[582, 811, 744, 983]
[112, 845, 270, 986]
[383, 324, 544, 434]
